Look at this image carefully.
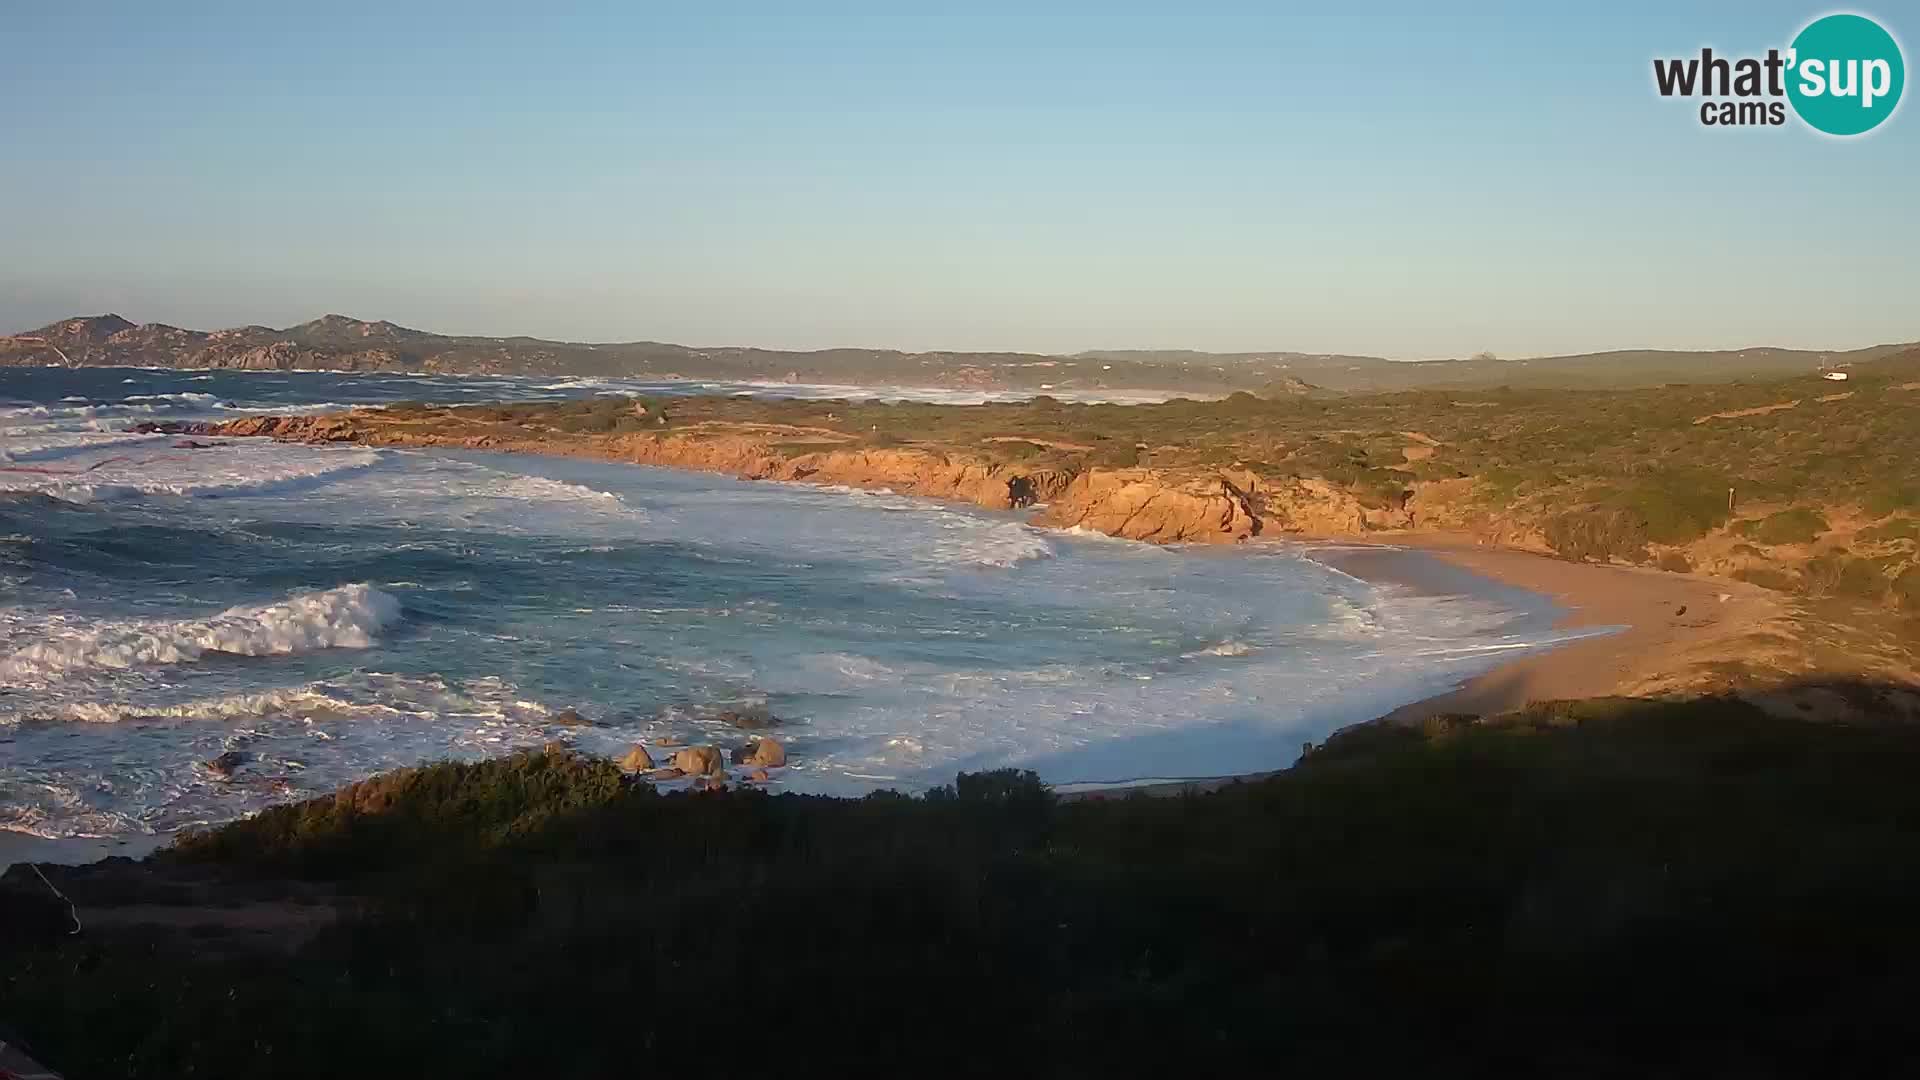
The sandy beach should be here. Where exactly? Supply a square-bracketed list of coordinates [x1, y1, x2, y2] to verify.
[1058, 534, 1790, 800]
[1313, 533, 1787, 723]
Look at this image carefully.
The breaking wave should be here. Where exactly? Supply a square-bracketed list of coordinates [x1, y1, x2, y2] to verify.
[50, 671, 552, 726]
[924, 521, 1056, 568]
[0, 445, 380, 503]
[0, 584, 402, 681]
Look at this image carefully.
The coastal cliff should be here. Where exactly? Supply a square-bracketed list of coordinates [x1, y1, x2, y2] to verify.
[201, 410, 1307, 544]
[202, 408, 1440, 547]
[175, 365, 1920, 682]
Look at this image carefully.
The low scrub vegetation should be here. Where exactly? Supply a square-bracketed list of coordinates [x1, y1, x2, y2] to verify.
[10, 689, 1920, 1075]
[1860, 516, 1920, 543]
[366, 347, 1920, 617]
[1737, 507, 1830, 545]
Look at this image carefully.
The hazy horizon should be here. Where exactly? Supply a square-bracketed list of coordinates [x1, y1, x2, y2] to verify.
[5, 3, 1915, 358]
[9, 307, 1917, 364]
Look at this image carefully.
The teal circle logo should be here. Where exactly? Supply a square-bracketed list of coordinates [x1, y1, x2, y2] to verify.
[1787, 13, 1905, 135]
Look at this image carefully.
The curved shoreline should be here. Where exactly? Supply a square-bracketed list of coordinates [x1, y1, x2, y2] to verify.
[174, 410, 1394, 544]
[3, 529, 1779, 871]
[1060, 537, 1787, 799]
[1346, 534, 1785, 719]
[3, 420, 1790, 868]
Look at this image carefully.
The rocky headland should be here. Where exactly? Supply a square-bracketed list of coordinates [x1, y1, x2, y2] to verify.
[147, 380, 1920, 707]
[174, 410, 1400, 545]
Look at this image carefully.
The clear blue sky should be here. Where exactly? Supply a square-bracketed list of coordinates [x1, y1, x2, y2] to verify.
[2, 2, 1914, 357]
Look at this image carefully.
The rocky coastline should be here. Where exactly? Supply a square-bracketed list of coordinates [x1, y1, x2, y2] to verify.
[159, 410, 1404, 546]
[132, 401, 1919, 706]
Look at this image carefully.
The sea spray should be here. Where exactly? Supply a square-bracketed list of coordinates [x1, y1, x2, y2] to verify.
[1, 584, 402, 681]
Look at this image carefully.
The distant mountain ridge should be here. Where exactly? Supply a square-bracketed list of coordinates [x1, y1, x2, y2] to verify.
[3, 313, 1912, 394]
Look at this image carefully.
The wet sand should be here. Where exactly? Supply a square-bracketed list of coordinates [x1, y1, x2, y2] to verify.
[1323, 534, 1784, 724]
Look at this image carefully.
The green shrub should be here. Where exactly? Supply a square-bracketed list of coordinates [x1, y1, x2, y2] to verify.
[1893, 566, 1920, 610]
[1859, 517, 1920, 543]
[1606, 469, 1731, 544]
[1404, 459, 1466, 482]
[1750, 508, 1829, 546]
[1733, 567, 1796, 591]
[929, 767, 1051, 811]
[1656, 550, 1693, 573]
[1864, 484, 1920, 517]
[1801, 554, 1885, 600]
[20, 698, 1920, 1075]
[170, 748, 628, 876]
[1545, 508, 1650, 564]
[1088, 442, 1141, 468]
[1479, 467, 1526, 503]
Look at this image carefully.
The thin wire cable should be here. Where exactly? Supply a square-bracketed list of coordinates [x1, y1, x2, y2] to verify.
[27, 863, 81, 935]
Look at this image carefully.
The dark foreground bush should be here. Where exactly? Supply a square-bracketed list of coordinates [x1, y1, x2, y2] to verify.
[8, 690, 1920, 1077]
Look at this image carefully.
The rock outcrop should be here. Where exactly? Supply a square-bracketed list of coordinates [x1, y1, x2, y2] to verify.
[671, 746, 726, 778]
[730, 737, 787, 768]
[610, 435, 1077, 512]
[711, 706, 781, 730]
[617, 745, 655, 772]
[1038, 469, 1261, 543]
[1253, 474, 1410, 534]
[194, 410, 1404, 547]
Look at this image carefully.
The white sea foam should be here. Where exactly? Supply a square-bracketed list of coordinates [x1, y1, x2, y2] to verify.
[922, 520, 1055, 568]
[1, 401, 157, 421]
[495, 474, 630, 508]
[0, 584, 402, 681]
[48, 670, 552, 726]
[121, 391, 224, 405]
[1, 368, 1586, 838]
[58, 687, 369, 724]
[1, 431, 165, 461]
[0, 442, 380, 503]
[1187, 640, 1255, 657]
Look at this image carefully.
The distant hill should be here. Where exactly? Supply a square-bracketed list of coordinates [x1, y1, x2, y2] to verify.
[1079, 343, 1920, 392]
[3, 313, 1912, 394]
[0, 313, 1195, 393]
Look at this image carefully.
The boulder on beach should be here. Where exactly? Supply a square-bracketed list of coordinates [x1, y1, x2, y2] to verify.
[672, 746, 726, 777]
[731, 737, 787, 769]
[617, 744, 655, 772]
